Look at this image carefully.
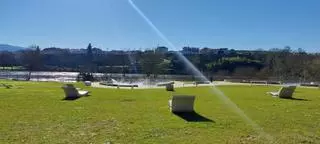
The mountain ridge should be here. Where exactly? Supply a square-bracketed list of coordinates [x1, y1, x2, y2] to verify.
[0, 44, 25, 51]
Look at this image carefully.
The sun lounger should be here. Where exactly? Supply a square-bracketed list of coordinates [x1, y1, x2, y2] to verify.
[168, 95, 195, 112]
[268, 86, 296, 98]
[62, 84, 89, 98]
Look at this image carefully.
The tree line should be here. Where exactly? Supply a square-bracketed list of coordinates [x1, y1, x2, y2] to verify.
[0, 44, 320, 82]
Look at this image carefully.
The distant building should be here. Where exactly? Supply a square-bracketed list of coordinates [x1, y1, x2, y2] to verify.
[155, 46, 168, 53]
[216, 48, 229, 55]
[200, 47, 213, 54]
[181, 47, 200, 55]
[199, 47, 229, 55]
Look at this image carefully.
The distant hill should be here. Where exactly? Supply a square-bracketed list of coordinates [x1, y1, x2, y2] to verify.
[0, 44, 25, 52]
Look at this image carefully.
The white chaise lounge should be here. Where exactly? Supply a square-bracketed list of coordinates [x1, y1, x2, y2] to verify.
[168, 95, 195, 112]
[268, 86, 296, 98]
[62, 84, 89, 99]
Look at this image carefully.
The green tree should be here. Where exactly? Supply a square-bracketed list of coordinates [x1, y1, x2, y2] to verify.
[307, 58, 320, 81]
[233, 67, 258, 79]
[21, 45, 42, 80]
[87, 43, 93, 62]
[86, 43, 94, 72]
[0, 51, 16, 70]
[157, 59, 170, 74]
[140, 51, 164, 77]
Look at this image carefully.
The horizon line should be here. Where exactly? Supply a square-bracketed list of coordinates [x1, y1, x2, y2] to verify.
[1, 43, 318, 53]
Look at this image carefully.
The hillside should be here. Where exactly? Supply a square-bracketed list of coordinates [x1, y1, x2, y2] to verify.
[0, 44, 25, 51]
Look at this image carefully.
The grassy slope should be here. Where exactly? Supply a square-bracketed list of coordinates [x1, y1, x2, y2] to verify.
[0, 80, 319, 144]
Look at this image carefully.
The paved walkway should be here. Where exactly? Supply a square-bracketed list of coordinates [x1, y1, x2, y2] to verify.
[91, 81, 276, 89]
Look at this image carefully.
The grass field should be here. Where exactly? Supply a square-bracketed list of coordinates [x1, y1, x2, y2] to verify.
[0, 80, 320, 144]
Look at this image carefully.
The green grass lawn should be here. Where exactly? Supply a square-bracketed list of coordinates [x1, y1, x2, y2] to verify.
[1, 80, 320, 144]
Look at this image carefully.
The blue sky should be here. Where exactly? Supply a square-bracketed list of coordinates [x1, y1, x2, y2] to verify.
[1, 0, 320, 52]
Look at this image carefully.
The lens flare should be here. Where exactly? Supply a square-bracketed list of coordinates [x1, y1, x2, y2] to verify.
[128, 0, 272, 141]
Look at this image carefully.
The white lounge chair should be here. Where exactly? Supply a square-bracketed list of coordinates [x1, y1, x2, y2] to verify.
[62, 84, 89, 99]
[168, 95, 195, 112]
[268, 86, 296, 98]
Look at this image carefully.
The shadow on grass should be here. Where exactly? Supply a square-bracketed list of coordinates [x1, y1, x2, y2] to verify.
[173, 111, 214, 122]
[62, 94, 91, 101]
[0, 83, 13, 89]
[281, 97, 310, 101]
[62, 96, 80, 101]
